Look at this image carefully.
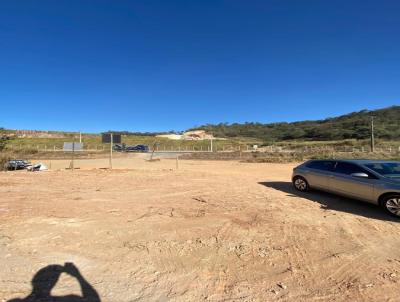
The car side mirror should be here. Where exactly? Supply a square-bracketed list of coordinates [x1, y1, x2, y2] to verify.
[351, 172, 369, 178]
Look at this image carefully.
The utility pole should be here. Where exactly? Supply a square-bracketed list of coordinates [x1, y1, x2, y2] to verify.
[109, 133, 113, 169]
[370, 116, 375, 153]
[79, 131, 82, 143]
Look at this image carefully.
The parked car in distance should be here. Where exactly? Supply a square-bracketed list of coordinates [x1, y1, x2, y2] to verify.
[292, 159, 400, 217]
[112, 144, 149, 153]
[4, 160, 32, 171]
[113, 143, 125, 152]
[125, 144, 149, 152]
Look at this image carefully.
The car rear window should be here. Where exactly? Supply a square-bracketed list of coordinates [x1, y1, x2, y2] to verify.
[306, 160, 335, 171]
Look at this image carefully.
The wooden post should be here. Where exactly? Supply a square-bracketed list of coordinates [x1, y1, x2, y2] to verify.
[71, 142, 75, 170]
[176, 155, 179, 170]
[109, 133, 113, 169]
[370, 116, 375, 152]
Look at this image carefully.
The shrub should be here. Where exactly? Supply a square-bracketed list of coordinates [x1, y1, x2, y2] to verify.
[0, 153, 12, 171]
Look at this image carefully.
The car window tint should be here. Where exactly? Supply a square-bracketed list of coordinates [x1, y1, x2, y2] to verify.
[334, 162, 371, 176]
[365, 163, 387, 174]
[306, 161, 335, 171]
[364, 163, 400, 177]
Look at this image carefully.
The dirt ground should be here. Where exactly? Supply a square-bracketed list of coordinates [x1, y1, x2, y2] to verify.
[1, 157, 400, 301]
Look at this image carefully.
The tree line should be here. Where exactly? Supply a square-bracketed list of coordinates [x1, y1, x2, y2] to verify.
[189, 106, 400, 142]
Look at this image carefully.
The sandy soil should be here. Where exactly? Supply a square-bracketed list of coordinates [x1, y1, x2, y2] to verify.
[1, 158, 400, 302]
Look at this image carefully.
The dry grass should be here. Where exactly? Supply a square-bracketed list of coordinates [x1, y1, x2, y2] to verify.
[181, 150, 400, 163]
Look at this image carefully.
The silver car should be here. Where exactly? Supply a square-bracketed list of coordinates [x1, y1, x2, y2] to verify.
[292, 160, 400, 217]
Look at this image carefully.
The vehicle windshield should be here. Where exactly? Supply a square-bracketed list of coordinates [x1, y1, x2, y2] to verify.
[364, 162, 400, 178]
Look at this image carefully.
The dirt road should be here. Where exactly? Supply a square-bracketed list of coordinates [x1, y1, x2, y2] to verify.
[1, 159, 399, 301]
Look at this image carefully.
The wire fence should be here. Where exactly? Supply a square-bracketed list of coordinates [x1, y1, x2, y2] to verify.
[5, 143, 400, 154]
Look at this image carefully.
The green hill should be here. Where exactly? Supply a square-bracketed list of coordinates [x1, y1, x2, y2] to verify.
[189, 106, 400, 142]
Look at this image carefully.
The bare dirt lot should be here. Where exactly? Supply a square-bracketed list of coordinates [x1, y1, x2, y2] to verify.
[1, 158, 400, 301]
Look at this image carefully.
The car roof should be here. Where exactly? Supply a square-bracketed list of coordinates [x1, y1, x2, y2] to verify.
[310, 159, 400, 165]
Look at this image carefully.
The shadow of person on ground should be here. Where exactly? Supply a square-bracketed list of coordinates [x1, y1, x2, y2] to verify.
[259, 181, 399, 222]
[7, 262, 101, 302]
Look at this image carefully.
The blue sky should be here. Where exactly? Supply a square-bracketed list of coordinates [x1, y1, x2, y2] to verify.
[0, 0, 399, 132]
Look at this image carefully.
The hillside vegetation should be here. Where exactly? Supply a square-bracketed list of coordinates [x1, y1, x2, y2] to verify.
[190, 106, 400, 142]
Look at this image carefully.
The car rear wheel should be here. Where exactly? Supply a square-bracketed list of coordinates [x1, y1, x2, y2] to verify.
[381, 194, 400, 217]
[293, 176, 309, 192]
